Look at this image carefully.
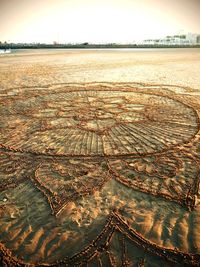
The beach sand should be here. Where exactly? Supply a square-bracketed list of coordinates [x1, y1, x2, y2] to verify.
[0, 48, 200, 266]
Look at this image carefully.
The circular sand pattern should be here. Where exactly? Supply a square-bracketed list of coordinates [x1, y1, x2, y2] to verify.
[0, 83, 200, 266]
[0, 89, 198, 156]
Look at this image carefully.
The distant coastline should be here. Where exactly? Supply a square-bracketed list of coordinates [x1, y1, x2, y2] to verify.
[1, 43, 200, 50]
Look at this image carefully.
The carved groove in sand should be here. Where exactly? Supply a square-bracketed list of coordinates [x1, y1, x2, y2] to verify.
[0, 83, 200, 266]
[0, 90, 198, 156]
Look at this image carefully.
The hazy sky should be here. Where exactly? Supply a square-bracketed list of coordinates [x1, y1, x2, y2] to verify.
[0, 0, 200, 43]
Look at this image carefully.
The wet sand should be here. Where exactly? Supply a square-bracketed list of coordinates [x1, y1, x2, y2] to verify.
[0, 49, 200, 266]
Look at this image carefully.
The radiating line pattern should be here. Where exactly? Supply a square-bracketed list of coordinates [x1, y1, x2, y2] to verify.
[0, 83, 200, 266]
[0, 90, 198, 156]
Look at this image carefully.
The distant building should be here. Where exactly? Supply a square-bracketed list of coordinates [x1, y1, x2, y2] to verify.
[143, 33, 200, 46]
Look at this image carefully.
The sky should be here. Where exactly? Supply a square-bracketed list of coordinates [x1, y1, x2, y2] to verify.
[0, 0, 200, 44]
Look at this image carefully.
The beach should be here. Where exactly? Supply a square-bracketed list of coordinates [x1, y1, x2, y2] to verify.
[0, 48, 200, 266]
[0, 48, 200, 88]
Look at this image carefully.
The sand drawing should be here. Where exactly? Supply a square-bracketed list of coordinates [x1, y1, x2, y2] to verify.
[0, 83, 200, 266]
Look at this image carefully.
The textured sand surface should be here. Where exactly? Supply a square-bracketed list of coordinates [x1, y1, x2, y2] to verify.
[0, 48, 200, 88]
[0, 49, 200, 266]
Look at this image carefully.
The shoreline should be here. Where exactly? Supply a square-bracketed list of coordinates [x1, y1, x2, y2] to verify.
[1, 44, 200, 50]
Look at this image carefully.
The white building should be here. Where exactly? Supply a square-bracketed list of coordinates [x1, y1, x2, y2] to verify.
[143, 33, 200, 46]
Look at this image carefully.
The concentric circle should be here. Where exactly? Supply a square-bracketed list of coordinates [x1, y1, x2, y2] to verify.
[0, 88, 198, 156]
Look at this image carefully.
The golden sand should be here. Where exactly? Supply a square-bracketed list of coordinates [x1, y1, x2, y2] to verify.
[0, 49, 200, 266]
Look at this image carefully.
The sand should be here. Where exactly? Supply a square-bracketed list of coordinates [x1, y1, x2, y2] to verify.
[0, 48, 200, 266]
